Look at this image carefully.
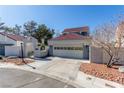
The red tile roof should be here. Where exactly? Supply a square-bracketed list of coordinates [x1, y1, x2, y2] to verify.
[0, 32, 26, 41]
[51, 33, 91, 40]
[63, 26, 89, 33]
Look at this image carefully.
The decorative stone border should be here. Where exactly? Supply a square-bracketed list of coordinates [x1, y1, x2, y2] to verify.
[74, 71, 124, 88]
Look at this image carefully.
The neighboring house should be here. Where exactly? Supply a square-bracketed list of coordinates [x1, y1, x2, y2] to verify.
[0, 32, 38, 57]
[48, 26, 92, 59]
[115, 22, 124, 47]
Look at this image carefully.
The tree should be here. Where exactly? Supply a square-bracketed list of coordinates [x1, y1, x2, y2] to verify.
[23, 20, 37, 36]
[33, 24, 55, 45]
[93, 21, 124, 67]
[55, 30, 61, 37]
[3, 25, 22, 35]
[3, 26, 14, 33]
[13, 24, 22, 35]
[0, 20, 5, 30]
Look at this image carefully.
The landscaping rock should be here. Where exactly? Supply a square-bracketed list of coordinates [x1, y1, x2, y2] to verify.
[80, 63, 124, 85]
[3, 58, 34, 65]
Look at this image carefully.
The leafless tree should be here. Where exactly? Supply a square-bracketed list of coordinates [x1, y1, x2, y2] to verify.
[93, 20, 124, 67]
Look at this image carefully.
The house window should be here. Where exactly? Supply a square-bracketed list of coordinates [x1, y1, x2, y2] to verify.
[57, 47, 60, 50]
[64, 47, 67, 50]
[60, 47, 63, 50]
[74, 47, 82, 50]
[35, 48, 39, 50]
[70, 47, 74, 50]
[81, 32, 88, 36]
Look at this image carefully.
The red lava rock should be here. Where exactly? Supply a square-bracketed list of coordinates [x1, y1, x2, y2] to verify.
[3, 58, 34, 65]
[80, 63, 124, 85]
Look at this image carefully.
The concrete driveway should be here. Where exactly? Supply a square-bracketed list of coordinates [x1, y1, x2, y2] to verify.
[0, 68, 74, 88]
[36, 57, 84, 81]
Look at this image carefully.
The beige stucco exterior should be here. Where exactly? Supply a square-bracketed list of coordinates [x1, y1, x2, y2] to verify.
[0, 33, 38, 57]
[90, 46, 124, 65]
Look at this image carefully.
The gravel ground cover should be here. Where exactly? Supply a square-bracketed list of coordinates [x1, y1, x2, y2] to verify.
[80, 63, 124, 85]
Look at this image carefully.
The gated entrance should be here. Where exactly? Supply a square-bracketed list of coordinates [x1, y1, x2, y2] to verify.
[83, 45, 89, 59]
[0, 45, 5, 56]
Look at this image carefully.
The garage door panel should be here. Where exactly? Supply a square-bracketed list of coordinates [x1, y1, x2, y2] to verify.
[53, 50, 83, 59]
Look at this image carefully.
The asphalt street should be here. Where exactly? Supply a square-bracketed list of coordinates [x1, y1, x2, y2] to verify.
[0, 68, 74, 88]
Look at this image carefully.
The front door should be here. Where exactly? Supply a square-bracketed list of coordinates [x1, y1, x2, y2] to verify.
[0, 45, 5, 56]
[83, 45, 89, 60]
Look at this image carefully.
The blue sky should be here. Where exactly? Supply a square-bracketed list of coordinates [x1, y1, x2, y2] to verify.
[0, 5, 124, 33]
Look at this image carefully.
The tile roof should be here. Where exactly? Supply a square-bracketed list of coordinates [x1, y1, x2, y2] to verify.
[50, 33, 91, 40]
[63, 26, 89, 33]
[0, 32, 26, 41]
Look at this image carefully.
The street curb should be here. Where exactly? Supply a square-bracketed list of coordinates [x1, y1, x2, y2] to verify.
[74, 71, 124, 88]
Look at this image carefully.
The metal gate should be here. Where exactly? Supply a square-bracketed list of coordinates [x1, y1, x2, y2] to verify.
[0, 45, 5, 56]
[49, 45, 53, 56]
[83, 45, 89, 59]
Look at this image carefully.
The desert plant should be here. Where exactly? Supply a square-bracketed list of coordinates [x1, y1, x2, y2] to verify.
[93, 20, 124, 67]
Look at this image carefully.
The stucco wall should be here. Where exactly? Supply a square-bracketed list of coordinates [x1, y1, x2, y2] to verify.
[48, 39, 91, 46]
[90, 46, 103, 64]
[103, 48, 124, 64]
[16, 41, 23, 46]
[90, 47, 124, 65]
[24, 42, 34, 57]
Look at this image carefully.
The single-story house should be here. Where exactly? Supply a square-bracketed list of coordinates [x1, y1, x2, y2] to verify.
[0, 32, 38, 57]
[48, 26, 92, 59]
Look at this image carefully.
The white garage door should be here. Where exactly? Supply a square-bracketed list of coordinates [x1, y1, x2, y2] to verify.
[53, 47, 83, 59]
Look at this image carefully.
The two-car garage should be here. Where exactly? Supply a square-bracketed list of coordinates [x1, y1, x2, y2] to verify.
[48, 39, 91, 59]
[53, 46, 84, 59]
